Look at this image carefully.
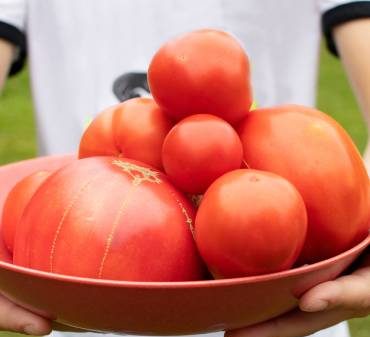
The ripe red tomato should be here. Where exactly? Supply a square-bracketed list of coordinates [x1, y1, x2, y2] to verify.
[195, 169, 307, 278]
[162, 114, 243, 194]
[238, 105, 370, 263]
[148, 29, 253, 124]
[1, 170, 51, 253]
[14, 157, 205, 282]
[79, 97, 173, 170]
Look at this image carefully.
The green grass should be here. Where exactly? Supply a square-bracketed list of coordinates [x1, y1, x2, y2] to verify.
[0, 46, 369, 336]
[317, 43, 368, 153]
[0, 69, 36, 164]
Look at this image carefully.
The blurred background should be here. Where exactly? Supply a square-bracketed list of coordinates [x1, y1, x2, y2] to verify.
[0, 43, 369, 337]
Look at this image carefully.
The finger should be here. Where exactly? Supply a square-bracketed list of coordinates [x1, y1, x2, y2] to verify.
[225, 307, 351, 337]
[0, 294, 52, 335]
[300, 267, 370, 315]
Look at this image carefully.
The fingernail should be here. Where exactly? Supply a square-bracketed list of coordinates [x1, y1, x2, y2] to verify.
[23, 324, 42, 335]
[303, 299, 328, 312]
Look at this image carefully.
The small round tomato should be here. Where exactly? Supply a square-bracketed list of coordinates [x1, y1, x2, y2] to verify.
[162, 114, 243, 194]
[79, 97, 173, 170]
[195, 169, 307, 278]
[2, 170, 51, 253]
[14, 157, 205, 282]
[148, 29, 253, 124]
[238, 105, 370, 263]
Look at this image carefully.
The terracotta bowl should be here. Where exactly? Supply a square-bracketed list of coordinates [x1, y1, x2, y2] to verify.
[0, 155, 368, 335]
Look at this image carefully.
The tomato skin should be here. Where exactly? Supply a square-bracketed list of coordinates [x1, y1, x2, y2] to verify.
[78, 106, 119, 158]
[79, 98, 173, 170]
[238, 105, 370, 264]
[13, 157, 205, 282]
[162, 114, 243, 194]
[148, 29, 252, 124]
[1, 171, 51, 253]
[195, 169, 307, 278]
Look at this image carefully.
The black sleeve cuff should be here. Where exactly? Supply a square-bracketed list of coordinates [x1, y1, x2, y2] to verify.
[322, 1, 370, 57]
[0, 21, 26, 76]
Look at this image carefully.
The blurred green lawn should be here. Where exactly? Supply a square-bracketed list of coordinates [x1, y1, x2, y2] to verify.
[0, 45, 369, 336]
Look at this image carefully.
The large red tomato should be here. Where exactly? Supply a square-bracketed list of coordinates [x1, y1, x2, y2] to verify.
[148, 29, 253, 124]
[195, 169, 307, 278]
[79, 98, 173, 169]
[162, 114, 243, 194]
[13, 157, 205, 282]
[238, 105, 370, 264]
[1, 170, 51, 253]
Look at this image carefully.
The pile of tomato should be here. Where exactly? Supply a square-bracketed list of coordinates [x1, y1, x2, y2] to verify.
[2, 29, 369, 282]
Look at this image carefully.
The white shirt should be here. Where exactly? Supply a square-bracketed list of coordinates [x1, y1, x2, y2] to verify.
[0, 0, 355, 156]
[0, 1, 367, 336]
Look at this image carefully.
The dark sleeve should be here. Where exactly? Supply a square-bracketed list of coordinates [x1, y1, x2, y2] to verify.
[0, 21, 26, 76]
[322, 1, 370, 56]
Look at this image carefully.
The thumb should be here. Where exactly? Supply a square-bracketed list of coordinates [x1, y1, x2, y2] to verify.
[0, 294, 52, 335]
[299, 269, 370, 315]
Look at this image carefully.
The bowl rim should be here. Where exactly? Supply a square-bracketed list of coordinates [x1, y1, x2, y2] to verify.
[0, 234, 368, 289]
[0, 154, 76, 172]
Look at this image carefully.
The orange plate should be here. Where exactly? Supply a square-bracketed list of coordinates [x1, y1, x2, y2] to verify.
[0, 155, 368, 335]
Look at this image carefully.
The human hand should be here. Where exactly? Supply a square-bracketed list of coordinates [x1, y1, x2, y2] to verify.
[225, 250, 370, 337]
[0, 293, 51, 335]
[0, 39, 15, 95]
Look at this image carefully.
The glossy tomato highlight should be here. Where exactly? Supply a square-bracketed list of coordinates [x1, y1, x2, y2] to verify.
[14, 157, 205, 282]
[148, 29, 253, 124]
[195, 169, 307, 278]
[238, 105, 370, 263]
